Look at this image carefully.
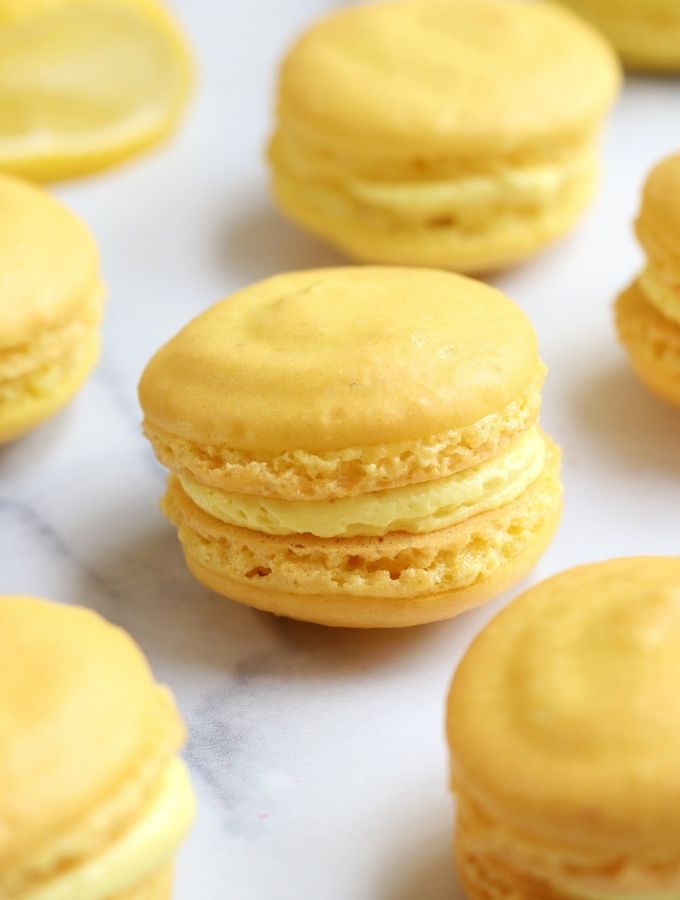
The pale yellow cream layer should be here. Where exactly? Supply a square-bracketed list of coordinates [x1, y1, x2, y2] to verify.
[344, 157, 594, 224]
[179, 427, 546, 538]
[639, 267, 680, 327]
[23, 758, 194, 900]
[273, 133, 594, 226]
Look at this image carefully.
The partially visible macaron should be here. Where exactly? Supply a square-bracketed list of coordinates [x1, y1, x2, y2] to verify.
[558, 0, 680, 71]
[448, 557, 680, 899]
[0, 595, 195, 900]
[139, 266, 563, 628]
[0, 174, 104, 443]
[616, 153, 680, 407]
[268, 0, 620, 273]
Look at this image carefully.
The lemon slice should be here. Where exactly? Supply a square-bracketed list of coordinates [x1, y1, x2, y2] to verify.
[0, 0, 193, 180]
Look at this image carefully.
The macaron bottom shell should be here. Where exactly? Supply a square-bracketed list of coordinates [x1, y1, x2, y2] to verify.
[161, 439, 562, 628]
[270, 161, 595, 274]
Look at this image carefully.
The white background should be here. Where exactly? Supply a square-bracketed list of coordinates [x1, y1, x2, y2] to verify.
[1, 2, 679, 898]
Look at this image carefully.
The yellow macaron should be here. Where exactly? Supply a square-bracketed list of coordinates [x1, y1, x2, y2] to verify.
[0, 595, 195, 900]
[616, 153, 680, 408]
[448, 557, 680, 899]
[268, 0, 620, 274]
[557, 0, 680, 71]
[139, 267, 563, 628]
[0, 173, 104, 442]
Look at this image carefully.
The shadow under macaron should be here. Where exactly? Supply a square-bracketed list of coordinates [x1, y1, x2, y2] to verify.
[219, 193, 343, 284]
[75, 513, 264, 668]
[80, 502, 477, 681]
[222, 192, 591, 288]
[250, 607, 475, 681]
[378, 799, 462, 900]
[570, 358, 680, 476]
[0, 402, 78, 474]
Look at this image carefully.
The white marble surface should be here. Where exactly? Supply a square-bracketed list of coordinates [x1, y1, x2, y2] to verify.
[1, 2, 680, 898]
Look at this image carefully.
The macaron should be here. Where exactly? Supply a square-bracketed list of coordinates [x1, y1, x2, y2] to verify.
[139, 267, 563, 628]
[268, 0, 620, 274]
[0, 173, 104, 443]
[558, 0, 680, 71]
[448, 557, 680, 899]
[616, 153, 680, 408]
[0, 595, 195, 900]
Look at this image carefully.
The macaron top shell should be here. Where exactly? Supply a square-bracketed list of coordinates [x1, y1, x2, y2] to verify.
[0, 596, 180, 868]
[277, 0, 620, 158]
[0, 174, 100, 349]
[448, 557, 680, 853]
[139, 267, 540, 455]
[636, 152, 680, 259]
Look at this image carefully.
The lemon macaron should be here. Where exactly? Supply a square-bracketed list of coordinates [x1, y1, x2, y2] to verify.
[616, 153, 680, 408]
[448, 557, 680, 899]
[0, 0, 193, 181]
[0, 173, 104, 443]
[268, 0, 620, 273]
[0, 596, 195, 900]
[139, 267, 563, 628]
[558, 0, 680, 71]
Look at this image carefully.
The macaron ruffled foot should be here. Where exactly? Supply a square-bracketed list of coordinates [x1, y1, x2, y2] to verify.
[140, 266, 563, 628]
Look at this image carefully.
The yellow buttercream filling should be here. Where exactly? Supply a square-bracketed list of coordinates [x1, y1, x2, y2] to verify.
[23, 758, 194, 900]
[345, 157, 593, 224]
[273, 134, 594, 227]
[639, 267, 680, 327]
[179, 427, 546, 538]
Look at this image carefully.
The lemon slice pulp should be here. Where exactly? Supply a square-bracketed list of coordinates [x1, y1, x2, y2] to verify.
[0, 0, 193, 180]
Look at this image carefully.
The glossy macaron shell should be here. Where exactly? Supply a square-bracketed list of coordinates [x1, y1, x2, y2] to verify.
[139, 267, 540, 454]
[277, 0, 619, 159]
[448, 557, 680, 852]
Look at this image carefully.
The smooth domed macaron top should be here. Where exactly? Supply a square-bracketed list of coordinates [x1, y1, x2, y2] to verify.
[637, 153, 680, 257]
[0, 174, 100, 349]
[139, 267, 541, 455]
[448, 557, 680, 852]
[277, 0, 620, 156]
[0, 596, 168, 864]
